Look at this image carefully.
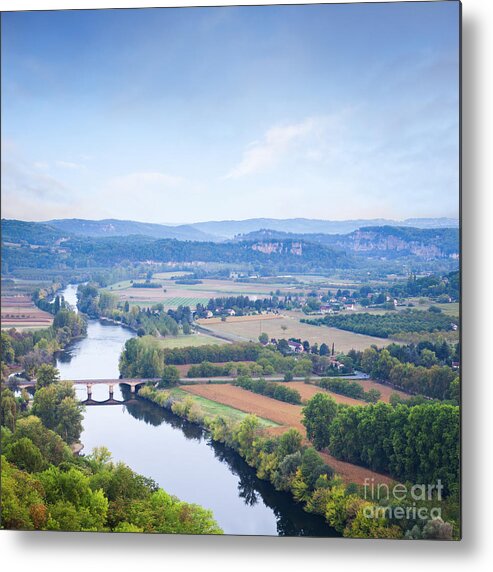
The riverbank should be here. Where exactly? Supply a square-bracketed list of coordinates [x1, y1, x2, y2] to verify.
[135, 385, 400, 538]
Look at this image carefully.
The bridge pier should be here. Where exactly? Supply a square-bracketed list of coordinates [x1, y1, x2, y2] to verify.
[108, 384, 114, 398]
[87, 384, 92, 400]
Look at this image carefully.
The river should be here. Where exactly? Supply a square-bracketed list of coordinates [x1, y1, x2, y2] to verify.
[55, 285, 338, 536]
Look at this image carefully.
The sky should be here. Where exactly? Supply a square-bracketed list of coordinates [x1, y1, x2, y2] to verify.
[1, 2, 460, 224]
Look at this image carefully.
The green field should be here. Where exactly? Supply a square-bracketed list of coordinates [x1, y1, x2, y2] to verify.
[435, 303, 460, 317]
[153, 271, 193, 279]
[169, 388, 278, 427]
[141, 333, 228, 349]
[105, 280, 134, 291]
[160, 296, 210, 309]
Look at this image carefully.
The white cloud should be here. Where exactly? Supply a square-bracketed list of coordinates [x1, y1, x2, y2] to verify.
[55, 160, 83, 170]
[223, 117, 321, 180]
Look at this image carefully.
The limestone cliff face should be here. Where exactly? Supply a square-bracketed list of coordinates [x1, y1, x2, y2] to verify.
[336, 229, 458, 259]
[251, 241, 303, 256]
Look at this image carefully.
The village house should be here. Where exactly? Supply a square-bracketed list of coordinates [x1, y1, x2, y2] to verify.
[288, 340, 304, 353]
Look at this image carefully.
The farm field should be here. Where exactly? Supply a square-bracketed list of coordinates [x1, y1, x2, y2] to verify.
[170, 388, 278, 427]
[435, 302, 460, 317]
[278, 381, 409, 404]
[139, 333, 228, 349]
[197, 313, 282, 325]
[182, 383, 307, 431]
[181, 383, 394, 485]
[202, 311, 388, 352]
[104, 277, 319, 309]
[279, 381, 367, 406]
[1, 295, 53, 330]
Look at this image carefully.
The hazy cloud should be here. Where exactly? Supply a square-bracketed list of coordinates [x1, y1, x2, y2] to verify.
[223, 118, 323, 180]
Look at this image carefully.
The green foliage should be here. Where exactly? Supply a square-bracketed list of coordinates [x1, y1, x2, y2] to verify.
[1, 417, 223, 534]
[356, 346, 459, 400]
[120, 339, 265, 378]
[303, 309, 458, 338]
[159, 365, 180, 388]
[302, 393, 338, 450]
[318, 378, 381, 403]
[4, 437, 47, 473]
[234, 376, 302, 405]
[328, 402, 459, 493]
[13, 416, 73, 465]
[35, 363, 60, 390]
[32, 381, 84, 444]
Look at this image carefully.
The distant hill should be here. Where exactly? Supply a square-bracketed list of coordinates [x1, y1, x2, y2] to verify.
[189, 217, 459, 239]
[1, 219, 69, 245]
[4, 217, 458, 243]
[236, 226, 459, 259]
[45, 218, 219, 242]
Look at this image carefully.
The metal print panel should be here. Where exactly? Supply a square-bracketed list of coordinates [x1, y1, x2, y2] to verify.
[0, 1, 461, 539]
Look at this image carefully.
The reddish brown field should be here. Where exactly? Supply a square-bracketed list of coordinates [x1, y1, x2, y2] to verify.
[181, 383, 394, 485]
[1, 295, 53, 330]
[353, 380, 409, 402]
[278, 381, 367, 406]
[182, 383, 306, 430]
[278, 380, 408, 404]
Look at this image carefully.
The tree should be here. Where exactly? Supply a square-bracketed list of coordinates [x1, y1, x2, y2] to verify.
[302, 393, 338, 450]
[159, 365, 180, 388]
[277, 339, 290, 355]
[56, 396, 84, 443]
[1, 332, 15, 364]
[5, 437, 46, 473]
[1, 389, 17, 431]
[319, 343, 329, 356]
[35, 364, 60, 390]
[258, 332, 269, 344]
[32, 383, 84, 443]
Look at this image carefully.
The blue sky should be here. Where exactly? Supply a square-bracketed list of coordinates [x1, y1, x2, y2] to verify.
[1, 2, 460, 224]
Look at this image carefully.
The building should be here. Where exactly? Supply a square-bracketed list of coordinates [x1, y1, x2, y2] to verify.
[288, 341, 304, 353]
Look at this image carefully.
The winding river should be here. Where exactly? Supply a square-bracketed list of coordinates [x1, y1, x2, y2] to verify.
[55, 285, 337, 536]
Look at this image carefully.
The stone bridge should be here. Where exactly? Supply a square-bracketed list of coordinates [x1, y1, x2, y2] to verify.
[15, 378, 160, 404]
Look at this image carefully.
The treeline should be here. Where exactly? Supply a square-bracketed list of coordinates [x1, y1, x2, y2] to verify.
[389, 271, 460, 301]
[138, 386, 456, 538]
[76, 284, 182, 336]
[364, 339, 460, 368]
[131, 281, 162, 288]
[198, 295, 279, 316]
[349, 347, 459, 401]
[303, 309, 458, 338]
[186, 361, 261, 378]
[1, 308, 86, 379]
[234, 376, 302, 405]
[318, 378, 381, 403]
[119, 340, 314, 380]
[32, 283, 64, 313]
[302, 393, 459, 495]
[0, 389, 222, 533]
[3, 227, 355, 274]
